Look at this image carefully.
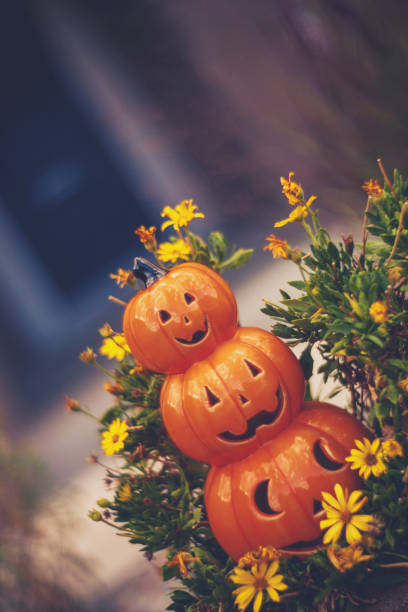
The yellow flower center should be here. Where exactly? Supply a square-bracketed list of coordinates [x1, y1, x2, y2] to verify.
[253, 577, 268, 590]
[339, 509, 351, 524]
[112, 434, 119, 443]
[365, 453, 377, 466]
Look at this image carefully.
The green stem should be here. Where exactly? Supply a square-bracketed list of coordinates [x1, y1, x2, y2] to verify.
[297, 263, 321, 309]
[94, 362, 116, 379]
[301, 219, 316, 244]
[79, 407, 101, 422]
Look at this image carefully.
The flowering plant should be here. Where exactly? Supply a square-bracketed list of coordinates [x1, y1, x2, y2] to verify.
[68, 163, 408, 611]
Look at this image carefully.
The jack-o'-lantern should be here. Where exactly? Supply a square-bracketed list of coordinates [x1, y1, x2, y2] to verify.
[123, 259, 238, 374]
[204, 401, 370, 560]
[161, 327, 305, 465]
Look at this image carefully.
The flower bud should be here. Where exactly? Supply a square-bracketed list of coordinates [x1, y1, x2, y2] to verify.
[88, 510, 102, 521]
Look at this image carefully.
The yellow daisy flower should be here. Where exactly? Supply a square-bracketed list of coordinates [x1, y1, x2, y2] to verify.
[100, 335, 130, 362]
[231, 560, 288, 611]
[362, 179, 383, 197]
[156, 239, 191, 263]
[238, 546, 281, 569]
[167, 551, 201, 577]
[399, 374, 408, 393]
[134, 225, 157, 251]
[98, 322, 114, 337]
[79, 347, 97, 364]
[280, 171, 303, 206]
[101, 418, 129, 456]
[161, 199, 204, 231]
[320, 483, 374, 545]
[369, 300, 388, 323]
[388, 266, 403, 285]
[263, 234, 289, 259]
[327, 544, 372, 573]
[274, 197, 317, 228]
[382, 439, 404, 459]
[109, 268, 134, 288]
[118, 482, 132, 502]
[345, 438, 386, 479]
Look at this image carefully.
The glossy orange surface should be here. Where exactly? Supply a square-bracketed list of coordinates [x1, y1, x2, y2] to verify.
[123, 262, 238, 374]
[160, 327, 305, 465]
[205, 401, 369, 560]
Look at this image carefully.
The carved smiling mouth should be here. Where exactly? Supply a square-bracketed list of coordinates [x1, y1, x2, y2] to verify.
[175, 317, 208, 345]
[218, 386, 283, 442]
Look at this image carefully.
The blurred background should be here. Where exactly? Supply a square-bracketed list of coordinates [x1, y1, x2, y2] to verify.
[1, 1, 408, 609]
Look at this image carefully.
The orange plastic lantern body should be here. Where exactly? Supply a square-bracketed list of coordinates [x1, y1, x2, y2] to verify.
[204, 402, 370, 560]
[123, 262, 238, 374]
[161, 327, 305, 465]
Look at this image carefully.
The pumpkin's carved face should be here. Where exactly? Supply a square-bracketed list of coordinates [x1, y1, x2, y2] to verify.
[204, 402, 369, 560]
[161, 334, 304, 466]
[123, 263, 238, 374]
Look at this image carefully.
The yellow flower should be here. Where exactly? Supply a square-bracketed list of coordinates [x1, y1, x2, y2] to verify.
[100, 335, 130, 362]
[101, 418, 129, 456]
[369, 301, 388, 323]
[238, 546, 281, 569]
[327, 544, 373, 572]
[382, 439, 404, 459]
[161, 199, 204, 231]
[399, 374, 408, 393]
[320, 483, 374, 545]
[79, 347, 97, 363]
[345, 438, 386, 479]
[274, 197, 317, 228]
[109, 268, 134, 288]
[280, 171, 303, 206]
[104, 381, 125, 395]
[388, 266, 403, 285]
[156, 239, 192, 263]
[98, 322, 114, 337]
[167, 551, 200, 577]
[263, 234, 289, 259]
[134, 225, 157, 251]
[362, 179, 383, 197]
[64, 395, 81, 412]
[231, 560, 288, 611]
[118, 482, 132, 502]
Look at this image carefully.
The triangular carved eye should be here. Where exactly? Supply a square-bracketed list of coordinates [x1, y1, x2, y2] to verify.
[254, 480, 282, 515]
[205, 386, 221, 406]
[244, 359, 262, 377]
[159, 310, 171, 323]
[184, 292, 195, 304]
[313, 499, 323, 514]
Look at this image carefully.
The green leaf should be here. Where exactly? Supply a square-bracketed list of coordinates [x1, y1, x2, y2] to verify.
[388, 359, 408, 372]
[287, 280, 306, 290]
[219, 248, 254, 271]
[367, 334, 385, 348]
[207, 231, 227, 261]
[299, 344, 314, 380]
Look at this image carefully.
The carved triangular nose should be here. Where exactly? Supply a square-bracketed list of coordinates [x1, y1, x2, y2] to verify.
[184, 316, 190, 324]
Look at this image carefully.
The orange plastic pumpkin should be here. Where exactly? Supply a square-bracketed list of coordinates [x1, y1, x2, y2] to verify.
[160, 327, 305, 465]
[123, 262, 238, 374]
[204, 401, 370, 560]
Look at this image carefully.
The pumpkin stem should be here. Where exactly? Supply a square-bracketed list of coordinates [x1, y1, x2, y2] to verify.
[133, 257, 167, 288]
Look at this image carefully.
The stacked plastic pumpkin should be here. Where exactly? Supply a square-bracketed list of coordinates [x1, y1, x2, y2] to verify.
[123, 259, 368, 560]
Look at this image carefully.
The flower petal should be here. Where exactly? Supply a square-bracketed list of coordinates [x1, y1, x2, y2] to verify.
[253, 590, 263, 612]
[323, 520, 343, 544]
